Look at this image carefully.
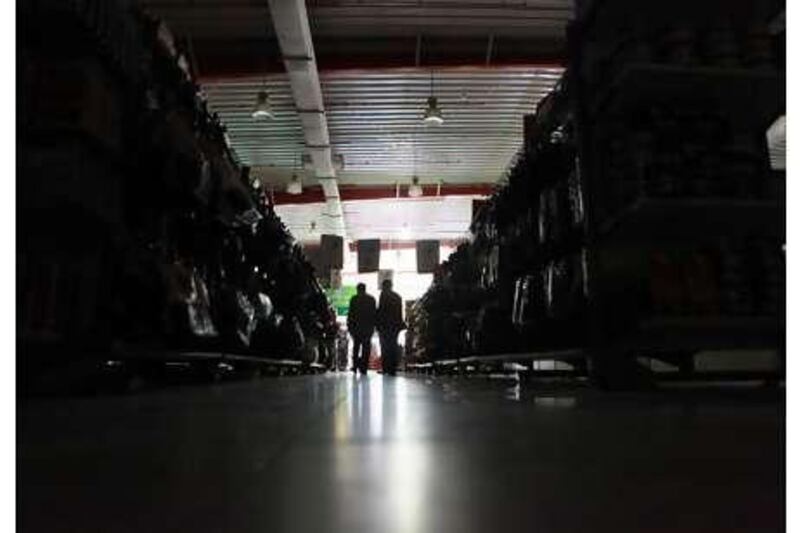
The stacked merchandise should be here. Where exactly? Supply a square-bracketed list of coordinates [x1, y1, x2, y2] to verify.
[406, 244, 488, 361]
[466, 202, 518, 357]
[571, 0, 785, 385]
[19, 0, 336, 385]
[20, 0, 140, 358]
[408, 78, 588, 362]
[404, 300, 427, 364]
[509, 80, 588, 350]
[409, 0, 785, 384]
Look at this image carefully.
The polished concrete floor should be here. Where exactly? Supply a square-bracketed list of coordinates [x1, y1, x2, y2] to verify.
[19, 373, 784, 533]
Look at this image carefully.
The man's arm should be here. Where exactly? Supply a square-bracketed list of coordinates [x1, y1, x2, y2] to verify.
[347, 296, 356, 331]
[393, 294, 404, 328]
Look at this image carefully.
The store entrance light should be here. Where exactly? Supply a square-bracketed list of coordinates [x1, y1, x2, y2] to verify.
[408, 176, 423, 198]
[286, 173, 302, 195]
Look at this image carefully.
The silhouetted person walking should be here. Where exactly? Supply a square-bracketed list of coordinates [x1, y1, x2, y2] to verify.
[376, 279, 404, 376]
[347, 283, 376, 374]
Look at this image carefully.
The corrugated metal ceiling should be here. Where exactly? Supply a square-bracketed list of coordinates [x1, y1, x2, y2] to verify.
[202, 66, 563, 186]
[140, 0, 570, 241]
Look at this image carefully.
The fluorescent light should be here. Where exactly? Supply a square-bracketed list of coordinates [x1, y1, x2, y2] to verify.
[252, 90, 274, 120]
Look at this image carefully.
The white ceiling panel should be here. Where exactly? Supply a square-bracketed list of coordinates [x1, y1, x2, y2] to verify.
[276, 195, 483, 243]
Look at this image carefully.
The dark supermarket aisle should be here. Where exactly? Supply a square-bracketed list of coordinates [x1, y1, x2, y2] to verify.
[16, 0, 787, 531]
[19, 374, 783, 533]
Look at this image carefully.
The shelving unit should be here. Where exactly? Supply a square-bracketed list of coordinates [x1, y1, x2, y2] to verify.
[407, 78, 590, 368]
[406, 349, 586, 376]
[570, 0, 786, 388]
[19, 0, 339, 392]
[408, 0, 785, 389]
[588, 63, 785, 123]
[597, 197, 784, 242]
[622, 316, 782, 351]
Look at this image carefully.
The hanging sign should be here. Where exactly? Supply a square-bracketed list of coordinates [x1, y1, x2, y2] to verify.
[320, 234, 344, 270]
[357, 239, 380, 273]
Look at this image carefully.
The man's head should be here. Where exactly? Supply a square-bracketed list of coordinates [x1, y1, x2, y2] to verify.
[381, 279, 393, 291]
[356, 282, 366, 294]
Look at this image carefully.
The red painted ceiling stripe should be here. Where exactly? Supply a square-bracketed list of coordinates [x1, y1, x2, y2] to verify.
[271, 183, 494, 205]
[344, 239, 468, 251]
[272, 187, 326, 205]
[305, 239, 467, 251]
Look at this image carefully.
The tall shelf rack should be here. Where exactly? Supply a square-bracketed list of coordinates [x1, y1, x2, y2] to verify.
[407, 0, 785, 388]
[570, 0, 785, 386]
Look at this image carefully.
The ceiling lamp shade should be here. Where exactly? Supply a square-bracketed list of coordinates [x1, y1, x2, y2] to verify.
[422, 96, 444, 126]
[251, 90, 274, 120]
[408, 176, 423, 198]
[286, 173, 302, 195]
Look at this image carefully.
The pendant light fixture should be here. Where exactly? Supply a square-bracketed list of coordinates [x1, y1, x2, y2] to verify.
[422, 70, 444, 126]
[408, 176, 423, 198]
[251, 88, 274, 120]
[286, 154, 302, 195]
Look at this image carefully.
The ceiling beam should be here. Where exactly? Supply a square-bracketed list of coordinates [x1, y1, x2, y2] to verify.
[345, 239, 468, 251]
[267, 0, 346, 237]
[302, 239, 468, 251]
[273, 183, 494, 205]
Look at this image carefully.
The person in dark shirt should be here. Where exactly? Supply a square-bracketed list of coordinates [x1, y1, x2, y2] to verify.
[376, 279, 405, 376]
[347, 283, 376, 374]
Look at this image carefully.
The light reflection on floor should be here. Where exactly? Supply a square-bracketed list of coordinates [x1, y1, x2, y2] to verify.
[533, 395, 577, 408]
[19, 373, 783, 533]
[330, 375, 429, 533]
